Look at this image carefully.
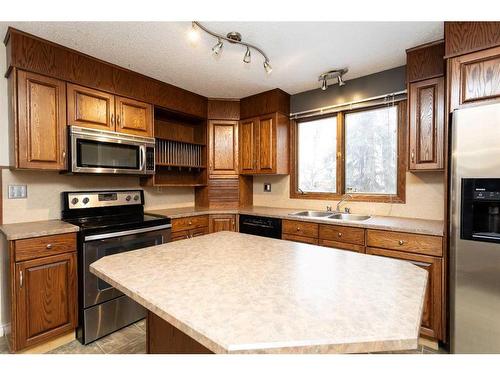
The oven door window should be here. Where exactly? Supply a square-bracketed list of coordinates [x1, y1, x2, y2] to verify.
[77, 139, 140, 170]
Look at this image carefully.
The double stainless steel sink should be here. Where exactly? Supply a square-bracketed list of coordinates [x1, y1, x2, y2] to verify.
[289, 211, 371, 221]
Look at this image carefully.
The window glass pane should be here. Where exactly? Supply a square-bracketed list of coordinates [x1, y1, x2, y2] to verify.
[298, 117, 337, 193]
[345, 106, 398, 194]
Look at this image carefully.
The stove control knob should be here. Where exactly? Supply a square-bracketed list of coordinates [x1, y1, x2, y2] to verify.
[82, 197, 90, 205]
[71, 198, 79, 205]
[133, 195, 139, 201]
[126, 195, 132, 202]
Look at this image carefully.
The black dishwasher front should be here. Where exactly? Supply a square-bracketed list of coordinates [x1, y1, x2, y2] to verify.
[239, 215, 282, 239]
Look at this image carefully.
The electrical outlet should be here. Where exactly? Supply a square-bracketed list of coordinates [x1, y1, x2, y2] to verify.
[263, 183, 272, 192]
[8, 184, 28, 199]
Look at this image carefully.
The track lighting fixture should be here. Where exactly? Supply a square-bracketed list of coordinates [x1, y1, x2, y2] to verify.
[321, 77, 328, 91]
[212, 38, 223, 55]
[318, 68, 348, 91]
[263, 60, 272, 74]
[190, 21, 272, 74]
[243, 47, 251, 63]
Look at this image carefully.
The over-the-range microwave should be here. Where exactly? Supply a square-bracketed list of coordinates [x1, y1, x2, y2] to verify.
[68, 126, 155, 175]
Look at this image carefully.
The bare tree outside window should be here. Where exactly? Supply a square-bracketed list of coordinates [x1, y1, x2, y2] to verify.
[344, 106, 398, 194]
[297, 117, 337, 193]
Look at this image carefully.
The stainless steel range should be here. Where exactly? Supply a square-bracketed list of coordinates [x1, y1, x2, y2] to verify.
[61, 190, 171, 344]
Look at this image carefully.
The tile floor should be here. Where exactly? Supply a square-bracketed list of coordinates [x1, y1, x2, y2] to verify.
[0, 320, 446, 354]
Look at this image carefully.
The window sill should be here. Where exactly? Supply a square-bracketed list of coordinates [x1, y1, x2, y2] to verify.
[290, 192, 405, 204]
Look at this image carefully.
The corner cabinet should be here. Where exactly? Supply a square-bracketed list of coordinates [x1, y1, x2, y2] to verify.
[208, 120, 239, 178]
[7, 233, 78, 352]
[239, 113, 289, 175]
[209, 214, 237, 233]
[12, 70, 67, 170]
[408, 77, 445, 170]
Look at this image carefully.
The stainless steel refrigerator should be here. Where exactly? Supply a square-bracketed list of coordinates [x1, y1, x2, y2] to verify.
[450, 102, 500, 353]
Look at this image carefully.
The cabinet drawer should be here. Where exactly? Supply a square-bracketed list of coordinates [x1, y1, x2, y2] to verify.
[172, 215, 209, 232]
[282, 234, 319, 245]
[14, 233, 77, 262]
[319, 225, 365, 245]
[366, 230, 442, 257]
[282, 220, 318, 238]
[319, 239, 365, 253]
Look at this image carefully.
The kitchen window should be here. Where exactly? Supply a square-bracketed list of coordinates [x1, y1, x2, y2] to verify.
[291, 101, 406, 203]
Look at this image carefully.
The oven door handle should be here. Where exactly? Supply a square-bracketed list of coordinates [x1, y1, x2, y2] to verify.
[84, 224, 172, 241]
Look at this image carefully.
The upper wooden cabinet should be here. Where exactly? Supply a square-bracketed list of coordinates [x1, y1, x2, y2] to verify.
[67, 84, 115, 131]
[115, 96, 153, 136]
[67, 83, 153, 137]
[408, 77, 445, 170]
[208, 120, 238, 178]
[406, 41, 445, 172]
[448, 46, 500, 112]
[239, 113, 289, 175]
[13, 70, 67, 170]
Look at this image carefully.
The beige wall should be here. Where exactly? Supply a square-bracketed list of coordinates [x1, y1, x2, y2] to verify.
[253, 172, 444, 221]
[1, 170, 194, 224]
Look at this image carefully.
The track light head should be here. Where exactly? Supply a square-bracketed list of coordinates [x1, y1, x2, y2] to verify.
[212, 38, 223, 55]
[338, 75, 346, 87]
[263, 60, 272, 74]
[243, 47, 251, 63]
[188, 22, 200, 43]
[321, 77, 328, 91]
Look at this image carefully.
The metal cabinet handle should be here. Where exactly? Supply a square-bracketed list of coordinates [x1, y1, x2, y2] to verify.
[411, 150, 415, 163]
[338, 232, 343, 238]
[111, 114, 115, 126]
[117, 115, 121, 126]
[19, 270, 23, 288]
[46, 243, 53, 249]
[398, 240, 406, 245]
[188, 221, 192, 225]
[296, 227, 300, 231]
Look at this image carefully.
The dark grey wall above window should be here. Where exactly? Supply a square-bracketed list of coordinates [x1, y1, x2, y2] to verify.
[290, 66, 406, 114]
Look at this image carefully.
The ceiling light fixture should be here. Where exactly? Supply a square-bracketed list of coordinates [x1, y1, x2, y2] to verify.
[318, 68, 348, 91]
[212, 38, 224, 55]
[243, 47, 251, 63]
[191, 21, 272, 74]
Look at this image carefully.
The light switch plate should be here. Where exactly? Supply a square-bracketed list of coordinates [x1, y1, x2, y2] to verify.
[8, 184, 28, 199]
[263, 183, 272, 192]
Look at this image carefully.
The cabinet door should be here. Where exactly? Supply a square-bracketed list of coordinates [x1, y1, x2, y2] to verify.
[449, 45, 500, 112]
[366, 247, 443, 340]
[239, 117, 258, 173]
[209, 214, 236, 233]
[115, 96, 153, 136]
[408, 77, 444, 171]
[209, 120, 238, 177]
[15, 252, 77, 350]
[67, 83, 115, 131]
[257, 114, 275, 172]
[16, 70, 67, 170]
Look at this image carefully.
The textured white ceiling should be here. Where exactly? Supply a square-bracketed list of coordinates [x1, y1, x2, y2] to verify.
[0, 22, 443, 98]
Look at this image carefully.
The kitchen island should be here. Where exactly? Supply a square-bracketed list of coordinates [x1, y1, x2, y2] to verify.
[90, 232, 428, 354]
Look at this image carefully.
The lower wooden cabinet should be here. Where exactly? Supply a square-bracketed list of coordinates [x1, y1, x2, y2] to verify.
[171, 215, 210, 242]
[7, 233, 77, 352]
[209, 214, 236, 233]
[366, 247, 443, 341]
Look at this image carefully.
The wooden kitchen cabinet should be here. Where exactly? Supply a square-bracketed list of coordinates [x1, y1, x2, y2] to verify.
[209, 214, 236, 233]
[67, 83, 153, 136]
[408, 77, 445, 170]
[366, 247, 443, 340]
[7, 233, 77, 352]
[67, 83, 115, 131]
[13, 70, 67, 170]
[208, 120, 239, 177]
[115, 95, 153, 136]
[239, 113, 289, 175]
[171, 215, 209, 241]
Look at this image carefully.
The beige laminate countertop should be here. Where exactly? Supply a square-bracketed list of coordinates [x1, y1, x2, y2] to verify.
[147, 206, 444, 236]
[0, 220, 80, 241]
[90, 231, 427, 354]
